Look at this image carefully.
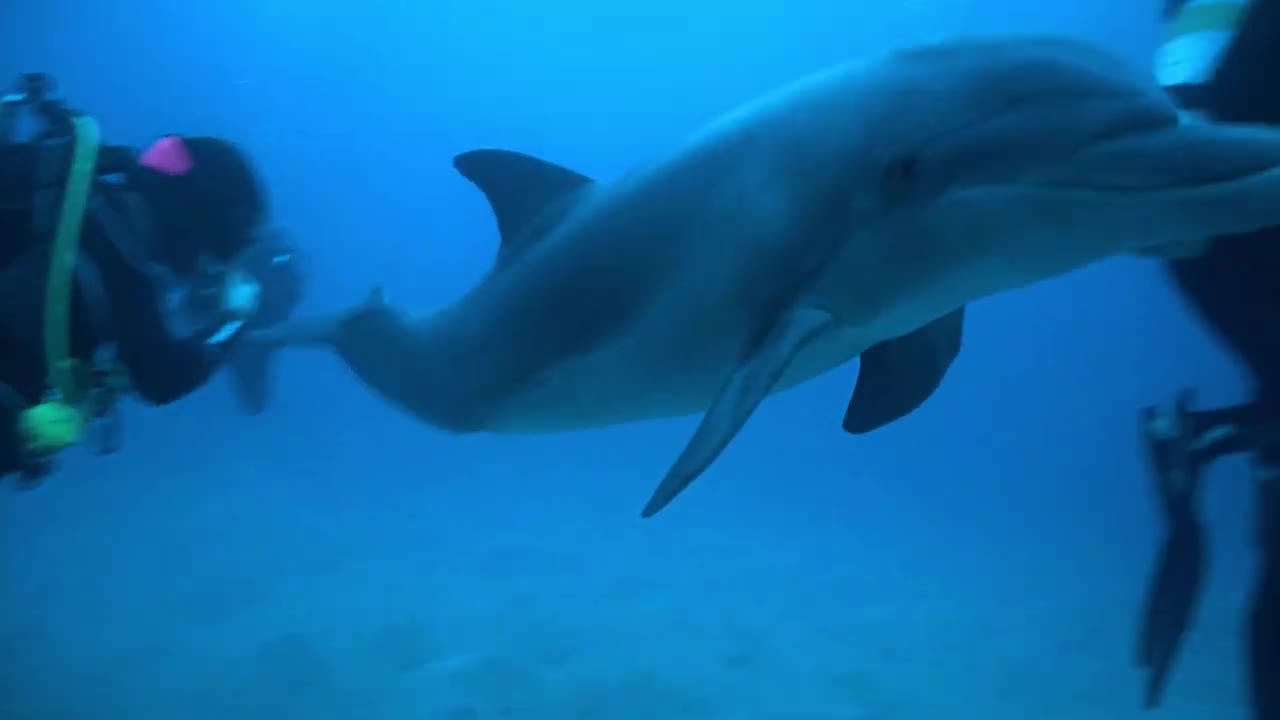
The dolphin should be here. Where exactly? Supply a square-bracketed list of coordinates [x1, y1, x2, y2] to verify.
[251, 34, 1280, 518]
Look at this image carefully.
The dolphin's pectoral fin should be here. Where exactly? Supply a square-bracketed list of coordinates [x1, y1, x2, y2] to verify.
[453, 149, 596, 269]
[841, 307, 965, 434]
[640, 305, 836, 518]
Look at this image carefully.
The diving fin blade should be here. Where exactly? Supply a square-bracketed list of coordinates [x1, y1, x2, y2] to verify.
[1136, 511, 1205, 708]
[640, 306, 835, 518]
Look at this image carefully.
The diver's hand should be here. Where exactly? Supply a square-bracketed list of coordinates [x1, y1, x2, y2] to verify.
[12, 426, 54, 490]
[221, 269, 261, 320]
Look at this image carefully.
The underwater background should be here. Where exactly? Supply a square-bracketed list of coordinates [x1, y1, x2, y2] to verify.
[0, 1, 1258, 718]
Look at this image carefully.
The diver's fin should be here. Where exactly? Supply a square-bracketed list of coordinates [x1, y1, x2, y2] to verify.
[640, 305, 835, 518]
[842, 307, 964, 434]
[1134, 397, 1207, 709]
[1135, 509, 1205, 709]
[452, 149, 595, 268]
[228, 340, 273, 416]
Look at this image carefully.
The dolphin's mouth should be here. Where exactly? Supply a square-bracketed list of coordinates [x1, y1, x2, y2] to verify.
[1023, 170, 1275, 194]
[1016, 121, 1280, 193]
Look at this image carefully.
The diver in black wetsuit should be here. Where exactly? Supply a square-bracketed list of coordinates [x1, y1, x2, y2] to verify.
[1137, 1, 1280, 718]
[0, 73, 295, 484]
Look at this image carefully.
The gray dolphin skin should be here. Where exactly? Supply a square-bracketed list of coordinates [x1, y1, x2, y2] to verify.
[253, 34, 1280, 518]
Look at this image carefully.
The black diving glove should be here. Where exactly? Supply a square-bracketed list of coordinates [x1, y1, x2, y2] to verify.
[184, 266, 262, 347]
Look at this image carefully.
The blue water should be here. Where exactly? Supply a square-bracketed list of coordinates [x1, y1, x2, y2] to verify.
[1, 1, 1257, 718]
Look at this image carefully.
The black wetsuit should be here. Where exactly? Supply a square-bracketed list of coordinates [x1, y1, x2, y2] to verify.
[1166, 0, 1280, 400]
[0, 176, 240, 480]
[1139, 1, 1280, 717]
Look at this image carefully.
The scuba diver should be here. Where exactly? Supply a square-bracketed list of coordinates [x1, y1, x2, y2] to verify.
[0, 72, 280, 485]
[1137, 0, 1280, 718]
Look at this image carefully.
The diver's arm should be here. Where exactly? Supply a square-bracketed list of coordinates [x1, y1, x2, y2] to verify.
[110, 273, 232, 406]
[89, 225, 237, 405]
[0, 143, 39, 203]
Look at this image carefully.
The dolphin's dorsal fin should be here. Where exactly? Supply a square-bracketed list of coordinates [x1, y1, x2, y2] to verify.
[453, 149, 594, 269]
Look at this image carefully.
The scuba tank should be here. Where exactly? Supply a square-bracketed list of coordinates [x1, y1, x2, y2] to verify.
[1, 74, 132, 236]
[1, 73, 126, 469]
[1, 74, 88, 243]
